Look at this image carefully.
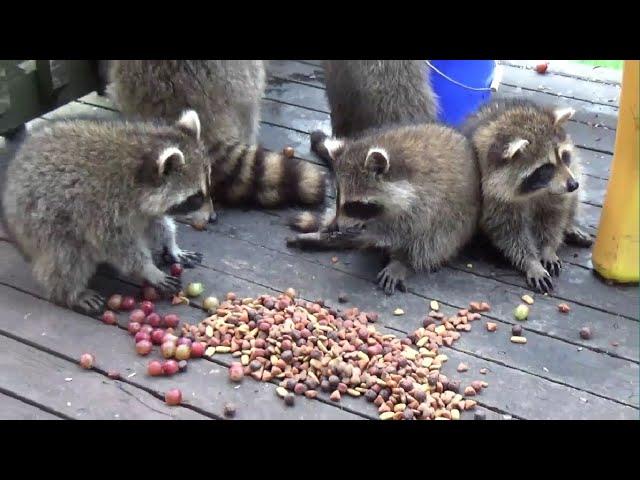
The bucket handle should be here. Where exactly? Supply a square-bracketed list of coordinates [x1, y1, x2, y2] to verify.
[425, 61, 503, 92]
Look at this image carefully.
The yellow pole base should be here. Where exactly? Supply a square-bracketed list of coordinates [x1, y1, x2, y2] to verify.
[592, 60, 639, 283]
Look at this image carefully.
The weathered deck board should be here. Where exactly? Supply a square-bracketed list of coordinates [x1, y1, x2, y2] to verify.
[0, 247, 366, 420]
[498, 64, 621, 107]
[0, 331, 208, 420]
[0, 392, 62, 420]
[501, 61, 622, 86]
[3, 229, 637, 419]
[168, 227, 639, 418]
[196, 209, 640, 362]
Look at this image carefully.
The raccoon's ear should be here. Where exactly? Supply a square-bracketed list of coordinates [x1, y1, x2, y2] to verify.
[365, 147, 390, 175]
[502, 138, 529, 159]
[177, 110, 201, 140]
[157, 147, 186, 176]
[553, 107, 575, 126]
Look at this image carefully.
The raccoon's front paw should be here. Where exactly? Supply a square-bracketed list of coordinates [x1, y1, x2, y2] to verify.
[177, 250, 203, 268]
[525, 263, 554, 293]
[163, 248, 203, 268]
[564, 226, 594, 248]
[376, 261, 409, 295]
[73, 290, 106, 316]
[540, 250, 562, 277]
[154, 274, 183, 295]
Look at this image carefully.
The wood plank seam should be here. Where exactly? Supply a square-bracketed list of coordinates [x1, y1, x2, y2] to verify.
[0, 323, 222, 420]
[0, 385, 69, 419]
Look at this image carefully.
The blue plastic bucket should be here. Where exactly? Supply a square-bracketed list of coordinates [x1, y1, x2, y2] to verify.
[426, 60, 497, 127]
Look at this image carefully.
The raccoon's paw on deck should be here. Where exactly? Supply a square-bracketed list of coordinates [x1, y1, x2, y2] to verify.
[525, 263, 554, 294]
[376, 260, 409, 295]
[72, 290, 107, 316]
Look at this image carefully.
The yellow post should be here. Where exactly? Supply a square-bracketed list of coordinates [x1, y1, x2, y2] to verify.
[592, 60, 639, 283]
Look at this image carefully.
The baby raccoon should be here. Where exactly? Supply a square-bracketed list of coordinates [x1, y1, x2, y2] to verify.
[1, 110, 209, 315]
[287, 125, 480, 295]
[318, 60, 438, 143]
[462, 98, 593, 293]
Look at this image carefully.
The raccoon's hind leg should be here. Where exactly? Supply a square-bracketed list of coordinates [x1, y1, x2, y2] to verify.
[565, 225, 593, 247]
[155, 216, 203, 268]
[564, 196, 594, 247]
[376, 253, 411, 295]
[32, 249, 105, 315]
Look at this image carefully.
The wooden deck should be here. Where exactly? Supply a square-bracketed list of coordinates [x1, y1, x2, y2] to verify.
[0, 60, 637, 420]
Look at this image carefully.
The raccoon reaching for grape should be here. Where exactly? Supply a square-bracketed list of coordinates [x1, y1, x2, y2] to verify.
[461, 98, 593, 293]
[1, 110, 209, 315]
[287, 125, 481, 295]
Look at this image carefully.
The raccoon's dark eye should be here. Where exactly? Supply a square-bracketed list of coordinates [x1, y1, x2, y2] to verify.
[561, 150, 571, 165]
[519, 164, 556, 194]
[342, 201, 385, 220]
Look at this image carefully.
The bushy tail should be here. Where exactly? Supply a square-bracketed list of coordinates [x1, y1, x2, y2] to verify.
[209, 141, 326, 208]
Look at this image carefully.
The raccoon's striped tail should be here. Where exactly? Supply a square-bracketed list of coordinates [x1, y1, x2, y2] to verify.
[288, 206, 336, 233]
[209, 141, 327, 208]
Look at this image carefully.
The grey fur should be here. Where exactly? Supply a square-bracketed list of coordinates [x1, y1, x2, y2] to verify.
[110, 60, 265, 145]
[462, 98, 592, 293]
[323, 60, 439, 140]
[288, 125, 480, 295]
[1, 112, 209, 315]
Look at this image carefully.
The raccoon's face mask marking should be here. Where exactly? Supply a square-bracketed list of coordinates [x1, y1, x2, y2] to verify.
[342, 200, 385, 220]
[517, 145, 579, 197]
[166, 190, 207, 215]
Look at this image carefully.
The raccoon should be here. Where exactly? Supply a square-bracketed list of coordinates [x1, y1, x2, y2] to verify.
[461, 98, 593, 293]
[324, 60, 439, 137]
[287, 125, 481, 295]
[1, 110, 209, 315]
[312, 60, 439, 157]
[108, 60, 326, 222]
[110, 60, 265, 145]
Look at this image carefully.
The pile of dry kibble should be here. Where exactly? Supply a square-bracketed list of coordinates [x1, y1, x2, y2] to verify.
[179, 289, 491, 420]
[81, 268, 589, 419]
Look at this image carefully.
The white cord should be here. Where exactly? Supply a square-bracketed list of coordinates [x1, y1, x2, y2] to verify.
[425, 60, 495, 92]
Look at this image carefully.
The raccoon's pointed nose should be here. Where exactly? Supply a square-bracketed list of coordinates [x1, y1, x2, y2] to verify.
[567, 179, 579, 192]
